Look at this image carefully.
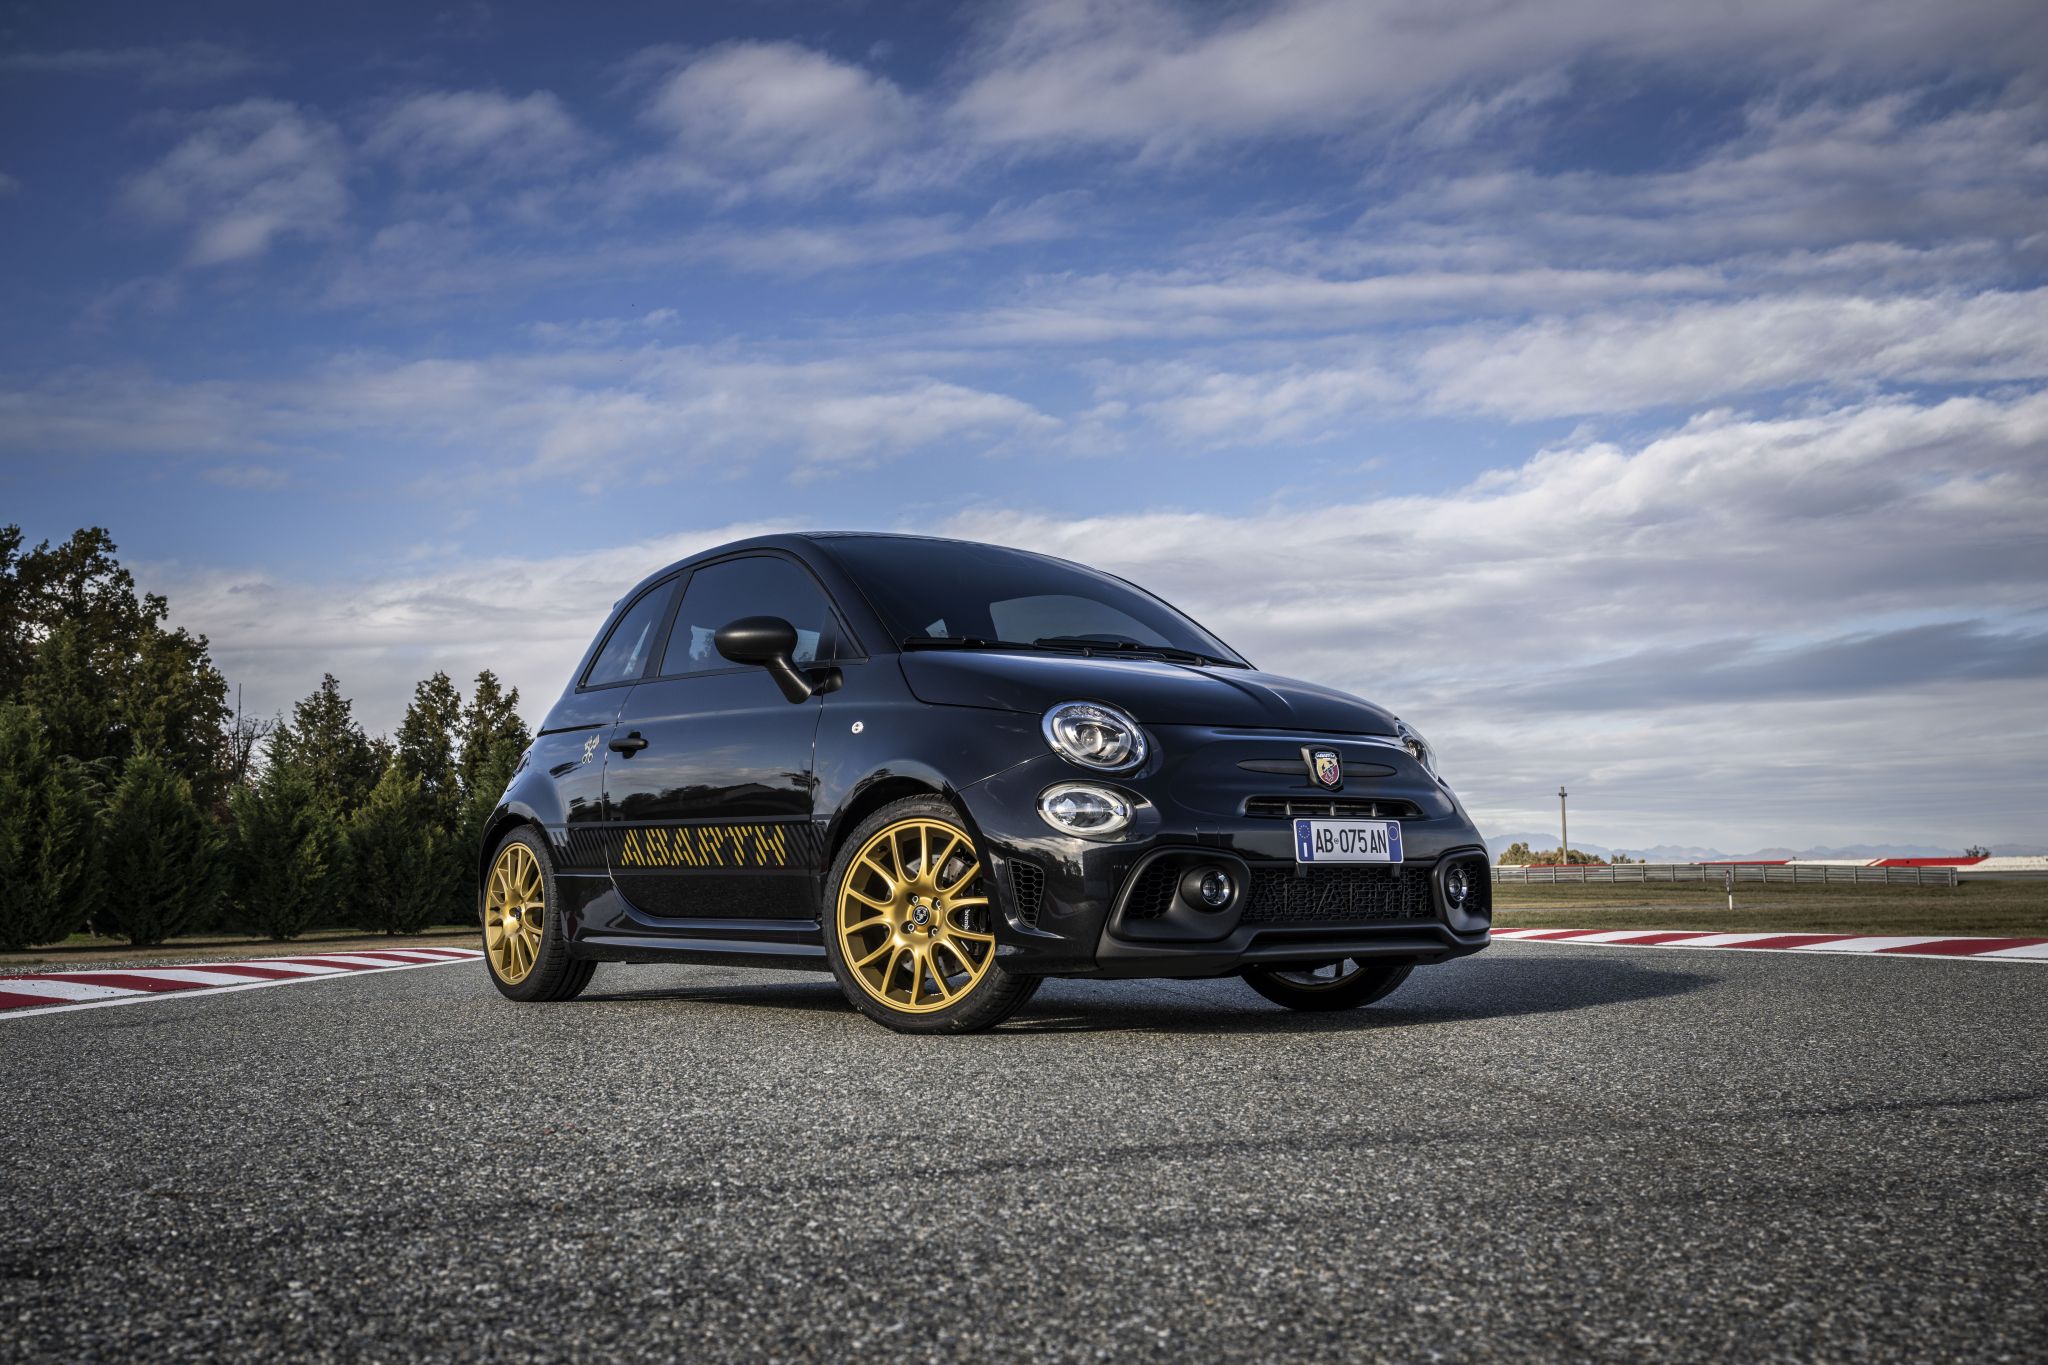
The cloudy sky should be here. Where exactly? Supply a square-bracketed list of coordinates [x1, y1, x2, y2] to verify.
[4, 0, 2046, 852]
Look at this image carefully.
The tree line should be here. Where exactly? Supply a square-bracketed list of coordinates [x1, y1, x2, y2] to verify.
[1495, 842, 1637, 866]
[0, 526, 529, 950]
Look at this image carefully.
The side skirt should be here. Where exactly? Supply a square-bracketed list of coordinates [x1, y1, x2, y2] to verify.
[571, 917, 832, 973]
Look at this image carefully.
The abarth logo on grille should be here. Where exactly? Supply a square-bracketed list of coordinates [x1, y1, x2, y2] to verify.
[1304, 747, 1342, 790]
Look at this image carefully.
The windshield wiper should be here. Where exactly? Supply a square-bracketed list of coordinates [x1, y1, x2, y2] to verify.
[900, 636, 1046, 652]
[1032, 636, 1246, 668]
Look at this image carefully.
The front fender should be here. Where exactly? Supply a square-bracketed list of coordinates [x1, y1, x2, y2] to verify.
[813, 700, 1041, 852]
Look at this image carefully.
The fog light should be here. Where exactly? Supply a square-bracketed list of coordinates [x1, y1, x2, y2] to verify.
[1176, 865, 1236, 911]
[1037, 783, 1132, 836]
[1444, 861, 1473, 909]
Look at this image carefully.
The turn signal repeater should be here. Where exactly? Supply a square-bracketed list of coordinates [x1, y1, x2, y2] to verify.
[1037, 782, 1133, 836]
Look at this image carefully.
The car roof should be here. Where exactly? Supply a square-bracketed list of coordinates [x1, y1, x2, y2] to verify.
[613, 530, 1055, 607]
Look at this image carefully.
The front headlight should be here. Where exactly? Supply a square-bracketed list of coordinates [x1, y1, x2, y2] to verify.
[1037, 783, 1133, 836]
[1042, 700, 1147, 772]
[1395, 719, 1439, 780]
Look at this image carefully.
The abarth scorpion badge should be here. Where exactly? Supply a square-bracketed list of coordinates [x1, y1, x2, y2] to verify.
[1305, 747, 1343, 790]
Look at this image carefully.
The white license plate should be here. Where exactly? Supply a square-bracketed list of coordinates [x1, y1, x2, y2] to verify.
[1293, 819, 1404, 864]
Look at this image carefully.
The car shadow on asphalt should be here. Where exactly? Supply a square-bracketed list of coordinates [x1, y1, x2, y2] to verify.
[571, 953, 1712, 1036]
[1002, 954, 1714, 1036]
[580, 968, 854, 1015]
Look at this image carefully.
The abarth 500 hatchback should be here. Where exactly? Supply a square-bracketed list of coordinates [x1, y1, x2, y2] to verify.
[478, 533, 1491, 1032]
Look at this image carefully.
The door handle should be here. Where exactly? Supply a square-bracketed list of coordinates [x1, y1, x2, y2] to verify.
[608, 732, 649, 755]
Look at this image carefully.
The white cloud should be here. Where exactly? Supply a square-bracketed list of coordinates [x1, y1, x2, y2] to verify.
[0, 42, 266, 86]
[952, 0, 2048, 152]
[633, 41, 918, 197]
[157, 522, 799, 755]
[938, 389, 2048, 846]
[1417, 287, 2048, 418]
[202, 463, 291, 490]
[120, 99, 349, 265]
[524, 309, 679, 346]
[319, 197, 1076, 306]
[1362, 92, 2048, 268]
[955, 263, 1727, 346]
[153, 389, 2048, 850]
[364, 89, 592, 179]
[0, 369, 293, 456]
[0, 346, 1057, 479]
[1094, 286, 2048, 441]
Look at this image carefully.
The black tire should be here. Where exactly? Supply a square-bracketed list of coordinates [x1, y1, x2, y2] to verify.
[481, 826, 596, 1003]
[1240, 959, 1412, 1012]
[822, 796, 1040, 1034]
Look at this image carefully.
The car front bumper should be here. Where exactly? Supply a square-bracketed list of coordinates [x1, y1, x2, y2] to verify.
[958, 727, 1493, 979]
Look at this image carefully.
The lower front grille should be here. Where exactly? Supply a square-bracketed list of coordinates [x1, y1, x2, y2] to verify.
[1008, 859, 1045, 928]
[1123, 864, 1181, 920]
[1243, 865, 1436, 924]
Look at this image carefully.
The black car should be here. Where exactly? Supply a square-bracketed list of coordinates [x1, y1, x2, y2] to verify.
[478, 533, 1491, 1032]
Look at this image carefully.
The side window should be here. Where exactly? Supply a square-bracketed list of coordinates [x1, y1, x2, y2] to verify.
[583, 583, 674, 687]
[661, 556, 841, 676]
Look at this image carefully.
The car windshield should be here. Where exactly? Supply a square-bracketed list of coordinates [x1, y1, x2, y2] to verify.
[817, 536, 1247, 666]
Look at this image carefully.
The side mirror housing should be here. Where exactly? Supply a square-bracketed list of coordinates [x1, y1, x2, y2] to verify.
[715, 615, 832, 704]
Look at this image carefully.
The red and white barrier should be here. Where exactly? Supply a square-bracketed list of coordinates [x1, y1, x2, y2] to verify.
[0, 946, 484, 1018]
[1493, 928, 2048, 960]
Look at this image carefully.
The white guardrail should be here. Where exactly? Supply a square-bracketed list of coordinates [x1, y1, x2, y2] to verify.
[1492, 863, 1959, 887]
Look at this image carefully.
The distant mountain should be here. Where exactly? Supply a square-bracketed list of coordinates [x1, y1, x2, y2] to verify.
[1483, 831, 1618, 859]
[1480, 832, 2047, 861]
[1490, 826, 2048, 859]
[1616, 843, 1733, 862]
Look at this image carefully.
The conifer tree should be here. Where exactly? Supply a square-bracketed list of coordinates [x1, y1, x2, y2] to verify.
[457, 670, 530, 800]
[230, 762, 349, 939]
[396, 671, 469, 923]
[452, 671, 530, 911]
[97, 754, 224, 946]
[350, 764, 452, 934]
[396, 672, 463, 831]
[269, 674, 387, 817]
[0, 704, 100, 950]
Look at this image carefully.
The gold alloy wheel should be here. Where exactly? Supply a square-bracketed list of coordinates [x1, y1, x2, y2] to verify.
[837, 817, 995, 1014]
[484, 840, 545, 984]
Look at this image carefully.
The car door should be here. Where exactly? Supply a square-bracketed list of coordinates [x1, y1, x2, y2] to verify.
[603, 553, 846, 922]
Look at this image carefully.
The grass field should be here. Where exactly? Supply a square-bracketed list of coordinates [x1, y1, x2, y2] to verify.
[1493, 878, 2048, 936]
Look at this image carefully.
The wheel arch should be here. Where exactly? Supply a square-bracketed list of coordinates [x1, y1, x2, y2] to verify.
[477, 803, 550, 901]
[824, 770, 952, 869]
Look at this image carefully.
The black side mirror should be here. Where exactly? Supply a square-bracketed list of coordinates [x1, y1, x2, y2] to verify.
[714, 615, 839, 704]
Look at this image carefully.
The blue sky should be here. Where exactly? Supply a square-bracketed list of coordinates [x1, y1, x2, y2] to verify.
[3, 0, 2046, 852]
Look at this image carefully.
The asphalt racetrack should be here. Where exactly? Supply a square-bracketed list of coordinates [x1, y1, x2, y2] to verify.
[3, 943, 2042, 1361]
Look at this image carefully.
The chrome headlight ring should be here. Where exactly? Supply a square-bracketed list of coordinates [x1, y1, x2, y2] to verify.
[1394, 719, 1439, 781]
[1041, 700, 1148, 773]
[1037, 782, 1134, 837]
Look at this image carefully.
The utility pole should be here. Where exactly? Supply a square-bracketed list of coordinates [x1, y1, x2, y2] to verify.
[1558, 786, 1569, 866]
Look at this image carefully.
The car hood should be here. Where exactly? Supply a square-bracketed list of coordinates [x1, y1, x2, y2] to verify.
[897, 650, 1400, 734]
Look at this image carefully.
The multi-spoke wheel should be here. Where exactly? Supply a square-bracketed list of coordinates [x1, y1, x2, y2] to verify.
[823, 797, 1039, 1033]
[481, 827, 596, 1002]
[1240, 958, 1412, 1012]
[485, 840, 545, 983]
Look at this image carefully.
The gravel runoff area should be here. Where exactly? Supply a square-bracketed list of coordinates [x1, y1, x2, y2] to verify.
[2, 944, 2043, 1362]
